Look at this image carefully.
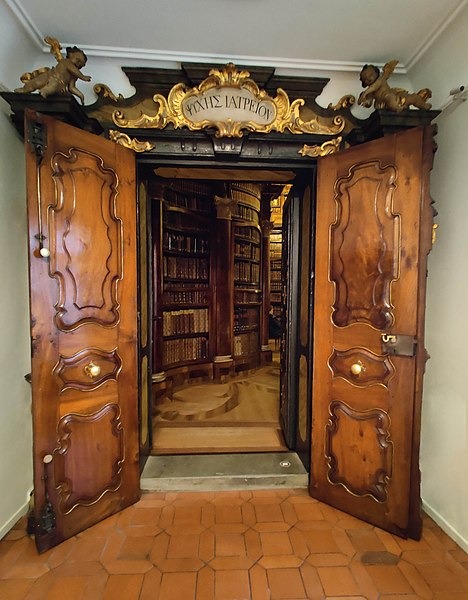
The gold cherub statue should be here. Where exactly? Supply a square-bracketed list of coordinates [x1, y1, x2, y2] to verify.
[358, 59, 432, 112]
[14, 36, 91, 105]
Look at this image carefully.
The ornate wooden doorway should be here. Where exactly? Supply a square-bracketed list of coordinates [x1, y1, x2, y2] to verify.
[4, 63, 437, 550]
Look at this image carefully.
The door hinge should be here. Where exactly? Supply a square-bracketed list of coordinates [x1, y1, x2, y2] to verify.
[38, 454, 56, 535]
[39, 501, 56, 534]
[26, 120, 47, 163]
[381, 334, 417, 357]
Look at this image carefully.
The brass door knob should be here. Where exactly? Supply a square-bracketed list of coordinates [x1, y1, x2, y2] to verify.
[350, 362, 364, 376]
[84, 361, 101, 379]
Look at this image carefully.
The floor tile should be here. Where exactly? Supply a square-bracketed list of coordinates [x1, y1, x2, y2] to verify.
[260, 531, 293, 555]
[365, 564, 415, 594]
[215, 569, 250, 600]
[267, 567, 307, 599]
[159, 571, 197, 600]
[0, 579, 34, 599]
[1, 489, 468, 599]
[102, 573, 143, 600]
[317, 565, 360, 596]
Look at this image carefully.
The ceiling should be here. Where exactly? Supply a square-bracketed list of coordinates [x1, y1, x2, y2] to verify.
[5, 0, 466, 74]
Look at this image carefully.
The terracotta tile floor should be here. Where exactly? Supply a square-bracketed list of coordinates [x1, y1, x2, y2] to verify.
[1, 488, 468, 599]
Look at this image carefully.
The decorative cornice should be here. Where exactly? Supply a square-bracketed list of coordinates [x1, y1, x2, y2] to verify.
[55, 47, 410, 76]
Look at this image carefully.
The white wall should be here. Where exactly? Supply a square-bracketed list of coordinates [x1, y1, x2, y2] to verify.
[0, 1, 37, 538]
[409, 4, 468, 551]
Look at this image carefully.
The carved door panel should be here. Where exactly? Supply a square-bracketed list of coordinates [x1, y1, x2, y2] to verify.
[311, 126, 434, 538]
[25, 111, 139, 552]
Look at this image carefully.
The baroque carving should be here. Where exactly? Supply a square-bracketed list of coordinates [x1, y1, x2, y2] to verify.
[112, 63, 345, 138]
[330, 160, 400, 329]
[329, 347, 395, 388]
[326, 400, 393, 502]
[53, 347, 122, 392]
[108, 129, 155, 152]
[327, 95, 356, 111]
[299, 137, 342, 157]
[49, 148, 123, 330]
[358, 60, 432, 112]
[14, 36, 91, 105]
[93, 83, 124, 102]
[53, 403, 124, 514]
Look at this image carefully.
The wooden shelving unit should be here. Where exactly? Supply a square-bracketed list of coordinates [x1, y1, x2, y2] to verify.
[151, 179, 265, 380]
[270, 229, 283, 318]
[231, 183, 262, 370]
[157, 181, 213, 371]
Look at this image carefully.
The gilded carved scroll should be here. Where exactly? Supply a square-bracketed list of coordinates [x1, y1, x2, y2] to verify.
[112, 63, 345, 139]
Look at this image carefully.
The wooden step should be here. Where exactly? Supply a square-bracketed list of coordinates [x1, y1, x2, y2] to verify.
[152, 426, 287, 454]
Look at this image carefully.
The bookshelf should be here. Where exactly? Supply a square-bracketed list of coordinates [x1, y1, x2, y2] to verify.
[151, 179, 266, 380]
[269, 229, 283, 317]
[157, 181, 212, 370]
[231, 183, 262, 368]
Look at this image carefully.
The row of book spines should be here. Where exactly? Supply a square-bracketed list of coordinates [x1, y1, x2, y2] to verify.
[270, 259, 282, 269]
[233, 331, 259, 356]
[270, 270, 282, 281]
[271, 293, 282, 303]
[270, 282, 282, 292]
[234, 243, 260, 260]
[163, 256, 209, 279]
[164, 232, 209, 254]
[162, 337, 208, 366]
[233, 205, 259, 223]
[234, 291, 261, 304]
[162, 309, 209, 336]
[234, 227, 261, 243]
[162, 290, 210, 304]
[234, 262, 260, 283]
[230, 182, 262, 201]
[164, 189, 211, 212]
[170, 180, 213, 196]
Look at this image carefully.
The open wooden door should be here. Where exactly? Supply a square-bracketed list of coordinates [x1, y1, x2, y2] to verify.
[311, 126, 434, 538]
[280, 187, 300, 449]
[280, 177, 316, 467]
[25, 111, 140, 552]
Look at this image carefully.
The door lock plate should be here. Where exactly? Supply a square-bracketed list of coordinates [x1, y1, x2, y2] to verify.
[381, 334, 417, 357]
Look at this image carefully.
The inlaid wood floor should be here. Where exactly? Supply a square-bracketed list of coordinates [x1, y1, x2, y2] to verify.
[2, 489, 468, 599]
[152, 361, 286, 454]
